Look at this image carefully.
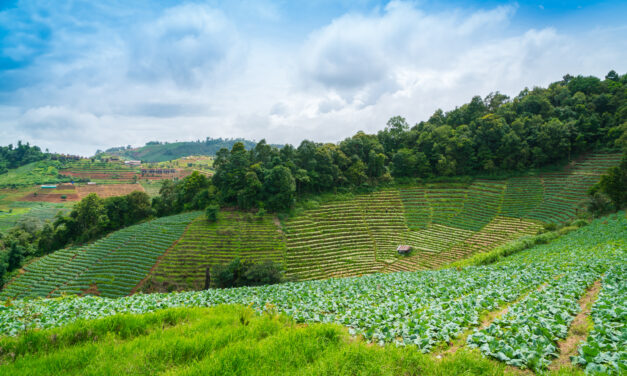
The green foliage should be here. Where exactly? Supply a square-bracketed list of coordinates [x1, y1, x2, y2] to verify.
[205, 204, 219, 222]
[210, 257, 283, 288]
[209, 72, 627, 212]
[0, 160, 69, 188]
[0, 214, 624, 374]
[0, 305, 517, 376]
[1, 212, 199, 299]
[572, 266, 626, 375]
[590, 153, 627, 210]
[0, 141, 46, 175]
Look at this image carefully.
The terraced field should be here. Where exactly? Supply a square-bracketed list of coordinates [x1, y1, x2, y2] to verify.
[1, 213, 624, 375]
[285, 200, 380, 280]
[1, 152, 621, 296]
[0, 212, 198, 299]
[60, 160, 140, 183]
[143, 212, 285, 291]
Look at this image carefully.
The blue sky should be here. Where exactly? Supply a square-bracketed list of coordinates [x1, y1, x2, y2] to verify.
[1, 0, 626, 155]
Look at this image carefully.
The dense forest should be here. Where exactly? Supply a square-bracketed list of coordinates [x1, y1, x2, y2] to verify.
[211, 72, 627, 211]
[0, 142, 47, 174]
[105, 138, 261, 162]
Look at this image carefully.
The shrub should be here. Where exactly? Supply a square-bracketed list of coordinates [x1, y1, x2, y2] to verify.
[205, 204, 219, 222]
[585, 192, 615, 217]
[210, 257, 283, 288]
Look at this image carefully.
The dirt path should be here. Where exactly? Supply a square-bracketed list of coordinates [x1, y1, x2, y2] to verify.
[548, 279, 602, 371]
[437, 282, 548, 358]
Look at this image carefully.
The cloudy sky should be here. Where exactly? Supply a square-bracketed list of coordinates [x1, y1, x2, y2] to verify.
[1, 0, 626, 156]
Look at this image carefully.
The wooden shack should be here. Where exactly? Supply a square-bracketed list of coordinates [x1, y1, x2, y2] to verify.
[397, 245, 412, 255]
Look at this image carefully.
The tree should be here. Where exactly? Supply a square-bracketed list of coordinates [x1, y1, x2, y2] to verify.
[263, 165, 296, 211]
[591, 154, 627, 209]
[391, 148, 416, 177]
[71, 193, 106, 241]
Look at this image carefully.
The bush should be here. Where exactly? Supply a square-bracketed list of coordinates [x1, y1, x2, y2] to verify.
[205, 204, 219, 222]
[586, 192, 615, 218]
[210, 257, 283, 288]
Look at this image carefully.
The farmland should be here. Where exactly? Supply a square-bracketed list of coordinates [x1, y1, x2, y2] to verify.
[1, 151, 621, 298]
[0, 212, 199, 299]
[0, 212, 624, 374]
[141, 212, 285, 292]
[60, 159, 140, 183]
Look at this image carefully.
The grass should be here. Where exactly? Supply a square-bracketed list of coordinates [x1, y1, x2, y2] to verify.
[0, 200, 71, 232]
[0, 160, 70, 188]
[0, 304, 514, 375]
[0, 304, 589, 375]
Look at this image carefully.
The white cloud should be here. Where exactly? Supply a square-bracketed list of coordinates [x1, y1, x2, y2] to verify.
[127, 4, 244, 88]
[1, 1, 626, 155]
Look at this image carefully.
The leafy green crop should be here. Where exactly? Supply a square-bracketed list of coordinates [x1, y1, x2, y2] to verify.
[0, 211, 625, 375]
[572, 265, 627, 374]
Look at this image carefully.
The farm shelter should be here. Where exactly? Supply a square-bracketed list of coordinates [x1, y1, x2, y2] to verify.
[397, 245, 412, 255]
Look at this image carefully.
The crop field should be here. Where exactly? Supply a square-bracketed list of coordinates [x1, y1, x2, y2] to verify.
[0, 152, 620, 295]
[139, 180, 164, 197]
[285, 200, 381, 280]
[142, 212, 285, 292]
[20, 184, 80, 202]
[283, 152, 621, 277]
[60, 160, 140, 183]
[0, 160, 70, 188]
[75, 183, 145, 199]
[0, 201, 71, 232]
[1, 212, 624, 374]
[0, 212, 199, 299]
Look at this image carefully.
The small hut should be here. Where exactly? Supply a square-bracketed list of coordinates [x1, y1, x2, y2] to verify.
[397, 245, 412, 255]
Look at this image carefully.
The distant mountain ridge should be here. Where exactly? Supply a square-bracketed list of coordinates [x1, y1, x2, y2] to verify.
[105, 138, 265, 162]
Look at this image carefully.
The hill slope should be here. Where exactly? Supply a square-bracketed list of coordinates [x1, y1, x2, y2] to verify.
[1, 152, 621, 298]
[107, 139, 258, 162]
[0, 212, 624, 374]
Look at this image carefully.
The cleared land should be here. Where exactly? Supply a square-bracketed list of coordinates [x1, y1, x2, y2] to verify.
[76, 183, 145, 199]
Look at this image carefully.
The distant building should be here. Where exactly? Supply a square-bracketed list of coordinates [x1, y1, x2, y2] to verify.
[124, 160, 141, 166]
[397, 245, 412, 255]
[40, 185, 57, 189]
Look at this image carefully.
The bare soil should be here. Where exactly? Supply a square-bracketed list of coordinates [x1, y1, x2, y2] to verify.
[76, 183, 145, 199]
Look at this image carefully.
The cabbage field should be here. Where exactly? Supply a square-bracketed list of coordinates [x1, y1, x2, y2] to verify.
[1, 212, 625, 374]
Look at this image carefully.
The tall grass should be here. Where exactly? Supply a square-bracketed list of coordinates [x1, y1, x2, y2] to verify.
[0, 304, 527, 376]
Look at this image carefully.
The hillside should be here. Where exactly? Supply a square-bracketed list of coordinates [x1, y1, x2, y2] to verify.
[106, 139, 259, 162]
[0, 212, 624, 374]
[2, 151, 620, 299]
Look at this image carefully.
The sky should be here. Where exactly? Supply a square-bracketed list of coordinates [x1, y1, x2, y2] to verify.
[1, 0, 626, 156]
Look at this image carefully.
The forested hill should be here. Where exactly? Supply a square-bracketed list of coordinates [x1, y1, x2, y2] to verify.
[212, 71, 627, 211]
[105, 138, 260, 162]
[0, 142, 47, 175]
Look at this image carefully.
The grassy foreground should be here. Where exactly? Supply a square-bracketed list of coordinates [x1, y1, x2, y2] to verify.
[0, 305, 586, 376]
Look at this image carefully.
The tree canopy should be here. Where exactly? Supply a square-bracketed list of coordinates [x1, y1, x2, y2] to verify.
[210, 71, 627, 210]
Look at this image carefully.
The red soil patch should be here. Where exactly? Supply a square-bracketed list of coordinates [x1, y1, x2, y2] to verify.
[20, 184, 80, 202]
[60, 170, 138, 180]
